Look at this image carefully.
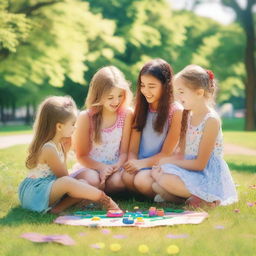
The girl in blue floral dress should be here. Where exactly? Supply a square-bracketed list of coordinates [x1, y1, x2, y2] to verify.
[151, 65, 238, 207]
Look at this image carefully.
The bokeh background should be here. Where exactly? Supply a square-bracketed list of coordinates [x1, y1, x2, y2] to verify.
[0, 0, 255, 130]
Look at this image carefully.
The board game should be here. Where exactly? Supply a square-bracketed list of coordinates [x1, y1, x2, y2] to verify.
[54, 208, 208, 228]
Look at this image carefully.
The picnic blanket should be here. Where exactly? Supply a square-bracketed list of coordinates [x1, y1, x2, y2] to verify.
[54, 210, 208, 228]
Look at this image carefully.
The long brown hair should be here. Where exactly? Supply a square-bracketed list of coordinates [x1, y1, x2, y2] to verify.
[85, 66, 132, 143]
[175, 64, 218, 146]
[133, 58, 174, 133]
[26, 96, 77, 169]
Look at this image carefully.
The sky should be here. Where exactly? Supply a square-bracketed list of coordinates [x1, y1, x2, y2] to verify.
[168, 0, 236, 25]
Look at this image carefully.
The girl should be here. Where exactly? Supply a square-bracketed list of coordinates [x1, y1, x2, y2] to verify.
[18, 96, 119, 213]
[122, 58, 183, 198]
[71, 66, 133, 193]
[151, 65, 238, 207]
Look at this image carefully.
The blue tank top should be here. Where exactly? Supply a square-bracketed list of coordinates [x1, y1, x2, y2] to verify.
[138, 102, 182, 159]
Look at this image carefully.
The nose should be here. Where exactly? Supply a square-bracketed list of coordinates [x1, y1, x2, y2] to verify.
[112, 98, 120, 105]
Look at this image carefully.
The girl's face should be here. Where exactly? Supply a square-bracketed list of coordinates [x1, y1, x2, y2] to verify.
[102, 87, 125, 112]
[140, 74, 162, 108]
[60, 114, 77, 138]
[173, 77, 199, 110]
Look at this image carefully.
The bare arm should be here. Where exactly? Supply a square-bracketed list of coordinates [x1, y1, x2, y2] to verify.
[113, 110, 133, 169]
[42, 146, 68, 177]
[160, 117, 220, 171]
[124, 109, 183, 172]
[74, 111, 106, 171]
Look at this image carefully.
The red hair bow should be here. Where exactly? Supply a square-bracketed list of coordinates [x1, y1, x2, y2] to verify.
[206, 70, 214, 80]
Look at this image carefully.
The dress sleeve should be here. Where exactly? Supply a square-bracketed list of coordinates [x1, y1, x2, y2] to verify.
[168, 102, 183, 124]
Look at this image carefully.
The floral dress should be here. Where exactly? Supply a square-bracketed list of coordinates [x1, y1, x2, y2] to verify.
[161, 112, 238, 205]
[71, 109, 127, 176]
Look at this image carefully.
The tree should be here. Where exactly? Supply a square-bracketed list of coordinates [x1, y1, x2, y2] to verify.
[220, 0, 256, 130]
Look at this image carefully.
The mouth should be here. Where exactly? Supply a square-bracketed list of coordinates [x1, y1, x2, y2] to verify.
[110, 104, 119, 109]
[145, 96, 153, 101]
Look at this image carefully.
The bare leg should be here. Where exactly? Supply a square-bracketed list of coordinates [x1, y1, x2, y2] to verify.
[134, 170, 155, 198]
[152, 182, 185, 204]
[49, 176, 119, 211]
[122, 171, 137, 192]
[50, 179, 89, 214]
[74, 169, 101, 188]
[105, 170, 126, 194]
[157, 174, 191, 198]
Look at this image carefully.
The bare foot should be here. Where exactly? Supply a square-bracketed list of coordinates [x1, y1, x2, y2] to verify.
[152, 182, 185, 204]
[185, 195, 220, 209]
[98, 192, 120, 210]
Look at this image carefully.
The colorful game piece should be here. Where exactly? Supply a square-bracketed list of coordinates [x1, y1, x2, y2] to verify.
[156, 209, 165, 216]
[148, 207, 157, 217]
[122, 217, 134, 225]
[107, 210, 124, 217]
[91, 216, 101, 221]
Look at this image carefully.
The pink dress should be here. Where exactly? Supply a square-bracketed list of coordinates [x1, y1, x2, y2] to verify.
[71, 109, 128, 176]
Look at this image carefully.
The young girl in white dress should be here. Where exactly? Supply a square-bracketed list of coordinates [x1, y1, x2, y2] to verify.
[151, 65, 238, 207]
[18, 96, 119, 213]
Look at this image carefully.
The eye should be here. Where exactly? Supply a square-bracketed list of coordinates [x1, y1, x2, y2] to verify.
[140, 84, 145, 88]
[149, 87, 155, 89]
[118, 94, 123, 98]
[108, 97, 113, 100]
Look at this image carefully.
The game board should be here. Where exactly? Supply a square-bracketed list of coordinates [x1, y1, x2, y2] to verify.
[54, 208, 208, 228]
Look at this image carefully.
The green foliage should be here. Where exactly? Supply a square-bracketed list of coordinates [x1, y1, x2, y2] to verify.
[0, 0, 248, 108]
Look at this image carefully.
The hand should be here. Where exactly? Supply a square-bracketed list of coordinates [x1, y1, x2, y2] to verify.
[110, 163, 122, 173]
[151, 165, 163, 180]
[99, 164, 114, 185]
[123, 159, 143, 174]
[60, 137, 72, 153]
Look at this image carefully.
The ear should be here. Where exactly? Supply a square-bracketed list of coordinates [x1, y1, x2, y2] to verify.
[197, 89, 204, 97]
[56, 122, 63, 132]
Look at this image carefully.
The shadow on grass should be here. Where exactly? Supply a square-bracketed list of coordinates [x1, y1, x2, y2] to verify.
[227, 161, 256, 174]
[0, 206, 56, 226]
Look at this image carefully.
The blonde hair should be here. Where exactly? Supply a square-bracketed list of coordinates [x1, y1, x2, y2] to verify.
[26, 96, 77, 169]
[175, 65, 218, 149]
[86, 66, 132, 143]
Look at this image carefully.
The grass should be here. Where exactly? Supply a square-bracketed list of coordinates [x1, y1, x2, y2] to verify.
[0, 144, 256, 255]
[221, 118, 256, 150]
[0, 124, 32, 136]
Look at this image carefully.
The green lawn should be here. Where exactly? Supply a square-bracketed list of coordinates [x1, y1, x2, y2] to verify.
[221, 118, 256, 150]
[0, 124, 32, 136]
[0, 145, 256, 255]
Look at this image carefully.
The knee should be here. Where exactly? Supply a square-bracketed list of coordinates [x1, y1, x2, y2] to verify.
[89, 176, 101, 188]
[134, 174, 145, 191]
[107, 173, 125, 189]
[122, 172, 134, 187]
[134, 173, 151, 191]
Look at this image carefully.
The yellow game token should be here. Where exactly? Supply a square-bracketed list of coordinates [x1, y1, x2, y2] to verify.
[138, 244, 149, 253]
[166, 245, 180, 254]
[110, 243, 121, 252]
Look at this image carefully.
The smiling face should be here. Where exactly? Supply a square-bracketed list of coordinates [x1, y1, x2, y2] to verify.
[140, 74, 163, 109]
[102, 87, 125, 113]
[173, 77, 200, 110]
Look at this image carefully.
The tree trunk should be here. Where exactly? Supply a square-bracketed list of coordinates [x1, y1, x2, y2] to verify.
[25, 102, 31, 125]
[243, 6, 256, 130]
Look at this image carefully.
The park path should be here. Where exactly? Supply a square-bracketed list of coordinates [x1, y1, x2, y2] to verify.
[0, 134, 256, 156]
